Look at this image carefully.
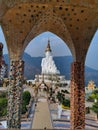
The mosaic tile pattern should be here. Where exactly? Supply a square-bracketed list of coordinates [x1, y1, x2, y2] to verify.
[7, 60, 24, 128]
[70, 62, 85, 130]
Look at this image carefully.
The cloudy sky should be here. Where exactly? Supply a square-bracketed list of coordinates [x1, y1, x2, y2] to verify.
[0, 26, 98, 70]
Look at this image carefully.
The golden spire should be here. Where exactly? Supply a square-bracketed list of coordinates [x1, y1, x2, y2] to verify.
[45, 39, 52, 52]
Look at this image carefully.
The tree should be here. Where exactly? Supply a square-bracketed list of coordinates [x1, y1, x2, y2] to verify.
[87, 90, 98, 102]
[93, 90, 98, 95]
[22, 91, 31, 105]
[22, 91, 31, 114]
[91, 102, 98, 120]
[56, 91, 70, 107]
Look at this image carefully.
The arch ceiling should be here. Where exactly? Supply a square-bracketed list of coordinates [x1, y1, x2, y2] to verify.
[0, 0, 98, 61]
[22, 10, 75, 58]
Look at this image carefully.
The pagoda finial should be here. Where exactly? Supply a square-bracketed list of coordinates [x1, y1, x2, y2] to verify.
[45, 39, 51, 52]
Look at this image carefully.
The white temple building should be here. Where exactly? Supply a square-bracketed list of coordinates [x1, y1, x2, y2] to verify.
[41, 39, 60, 75]
[34, 39, 70, 89]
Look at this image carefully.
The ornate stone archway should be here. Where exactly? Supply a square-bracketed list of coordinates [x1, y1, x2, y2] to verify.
[0, 1, 98, 129]
[22, 10, 75, 57]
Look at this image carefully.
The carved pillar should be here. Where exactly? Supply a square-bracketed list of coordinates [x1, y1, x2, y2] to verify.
[70, 62, 85, 130]
[7, 60, 24, 128]
[0, 43, 3, 86]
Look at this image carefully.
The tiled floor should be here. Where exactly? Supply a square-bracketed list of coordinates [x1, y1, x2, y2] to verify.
[50, 104, 98, 130]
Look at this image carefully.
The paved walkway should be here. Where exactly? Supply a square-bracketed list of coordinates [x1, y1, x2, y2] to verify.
[32, 98, 53, 129]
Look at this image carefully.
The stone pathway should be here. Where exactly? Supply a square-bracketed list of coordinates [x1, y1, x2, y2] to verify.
[32, 98, 53, 129]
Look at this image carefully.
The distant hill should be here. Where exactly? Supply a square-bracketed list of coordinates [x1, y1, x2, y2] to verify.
[3, 53, 98, 86]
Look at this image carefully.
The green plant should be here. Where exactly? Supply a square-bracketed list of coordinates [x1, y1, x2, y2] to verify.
[91, 102, 98, 120]
[92, 90, 98, 95]
[22, 91, 31, 114]
[57, 92, 64, 103]
[56, 91, 70, 107]
[0, 98, 7, 117]
[22, 91, 31, 105]
[62, 99, 70, 107]
[0, 91, 31, 116]
[0, 92, 7, 98]
[22, 103, 27, 114]
[87, 90, 98, 102]
[87, 95, 95, 102]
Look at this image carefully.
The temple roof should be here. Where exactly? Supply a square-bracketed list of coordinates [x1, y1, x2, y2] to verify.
[45, 39, 52, 52]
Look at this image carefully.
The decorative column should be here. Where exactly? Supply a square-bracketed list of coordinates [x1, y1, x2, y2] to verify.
[7, 60, 24, 128]
[0, 43, 3, 86]
[70, 62, 85, 130]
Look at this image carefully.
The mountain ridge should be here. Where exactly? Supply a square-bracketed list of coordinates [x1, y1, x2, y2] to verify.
[3, 53, 98, 86]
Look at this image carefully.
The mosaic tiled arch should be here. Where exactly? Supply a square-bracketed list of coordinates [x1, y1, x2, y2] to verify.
[1, 1, 98, 61]
[22, 10, 75, 57]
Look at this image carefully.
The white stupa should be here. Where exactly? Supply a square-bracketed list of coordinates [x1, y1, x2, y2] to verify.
[33, 39, 70, 90]
[41, 39, 60, 75]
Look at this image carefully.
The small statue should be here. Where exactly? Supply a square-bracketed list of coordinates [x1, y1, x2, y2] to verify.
[57, 103, 62, 119]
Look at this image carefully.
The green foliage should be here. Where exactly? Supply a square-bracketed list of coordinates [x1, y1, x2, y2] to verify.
[57, 92, 64, 103]
[22, 91, 31, 105]
[0, 91, 31, 116]
[22, 103, 27, 114]
[57, 91, 70, 107]
[22, 91, 31, 114]
[92, 90, 98, 95]
[87, 90, 98, 102]
[62, 98, 70, 107]
[87, 95, 94, 102]
[91, 102, 98, 114]
[0, 98, 7, 117]
[0, 92, 8, 117]
[0, 92, 7, 98]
